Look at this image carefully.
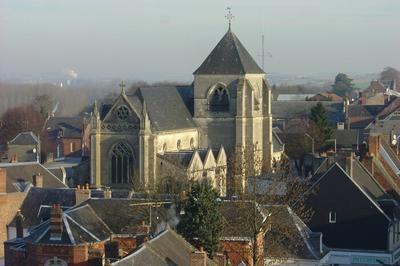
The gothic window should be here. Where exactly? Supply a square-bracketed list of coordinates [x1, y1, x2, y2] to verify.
[209, 86, 229, 112]
[116, 105, 129, 120]
[111, 142, 134, 184]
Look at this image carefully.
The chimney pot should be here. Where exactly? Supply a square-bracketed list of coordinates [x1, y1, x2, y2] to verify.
[32, 173, 43, 188]
[15, 210, 24, 238]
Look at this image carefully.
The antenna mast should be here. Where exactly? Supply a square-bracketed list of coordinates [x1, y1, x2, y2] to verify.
[262, 34, 265, 71]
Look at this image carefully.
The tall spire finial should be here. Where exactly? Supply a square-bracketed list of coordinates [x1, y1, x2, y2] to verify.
[119, 80, 126, 95]
[225, 7, 234, 30]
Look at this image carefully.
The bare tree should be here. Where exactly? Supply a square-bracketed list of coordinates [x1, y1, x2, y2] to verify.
[226, 146, 313, 265]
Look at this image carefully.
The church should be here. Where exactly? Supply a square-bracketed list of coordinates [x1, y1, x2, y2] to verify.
[90, 26, 278, 196]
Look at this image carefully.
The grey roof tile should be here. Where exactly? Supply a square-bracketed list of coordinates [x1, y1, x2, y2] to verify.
[194, 30, 264, 75]
[0, 162, 67, 193]
[8, 132, 39, 145]
[45, 117, 83, 139]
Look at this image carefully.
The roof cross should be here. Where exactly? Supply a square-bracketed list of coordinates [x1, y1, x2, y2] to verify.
[119, 80, 126, 94]
[225, 7, 234, 30]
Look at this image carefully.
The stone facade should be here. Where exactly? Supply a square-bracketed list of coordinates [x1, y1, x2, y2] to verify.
[90, 28, 276, 195]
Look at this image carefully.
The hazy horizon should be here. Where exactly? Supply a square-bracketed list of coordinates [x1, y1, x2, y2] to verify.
[1, 0, 399, 82]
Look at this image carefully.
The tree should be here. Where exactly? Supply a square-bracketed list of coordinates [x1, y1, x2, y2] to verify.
[0, 105, 45, 146]
[331, 73, 354, 97]
[309, 102, 333, 149]
[380, 66, 400, 81]
[224, 144, 312, 265]
[177, 181, 222, 257]
[33, 94, 54, 119]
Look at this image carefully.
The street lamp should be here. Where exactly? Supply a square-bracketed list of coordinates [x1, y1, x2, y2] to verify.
[304, 133, 315, 154]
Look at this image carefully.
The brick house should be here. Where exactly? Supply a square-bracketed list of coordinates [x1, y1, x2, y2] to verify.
[43, 117, 90, 160]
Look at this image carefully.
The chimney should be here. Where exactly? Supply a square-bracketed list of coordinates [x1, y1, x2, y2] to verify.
[15, 210, 24, 238]
[345, 153, 354, 177]
[0, 168, 6, 194]
[104, 187, 112, 199]
[190, 246, 207, 266]
[50, 204, 63, 241]
[10, 154, 17, 163]
[75, 184, 91, 204]
[32, 173, 43, 188]
[368, 134, 381, 157]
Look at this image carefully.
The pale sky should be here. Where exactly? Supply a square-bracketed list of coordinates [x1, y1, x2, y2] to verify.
[0, 0, 399, 81]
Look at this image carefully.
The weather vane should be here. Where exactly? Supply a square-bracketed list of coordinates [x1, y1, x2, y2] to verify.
[225, 7, 234, 29]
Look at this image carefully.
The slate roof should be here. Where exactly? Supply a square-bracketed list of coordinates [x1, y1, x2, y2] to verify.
[20, 205, 112, 245]
[348, 105, 383, 118]
[126, 87, 196, 132]
[9, 187, 76, 228]
[158, 149, 217, 169]
[333, 129, 361, 147]
[193, 29, 264, 75]
[0, 162, 67, 193]
[45, 116, 83, 139]
[112, 228, 215, 266]
[272, 101, 344, 124]
[309, 162, 393, 220]
[78, 198, 174, 235]
[8, 132, 39, 145]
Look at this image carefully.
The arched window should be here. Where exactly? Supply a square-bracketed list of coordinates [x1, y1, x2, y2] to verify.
[111, 142, 134, 184]
[209, 86, 229, 112]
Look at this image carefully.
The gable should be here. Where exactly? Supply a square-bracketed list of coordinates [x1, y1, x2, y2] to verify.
[306, 164, 390, 250]
[102, 94, 140, 124]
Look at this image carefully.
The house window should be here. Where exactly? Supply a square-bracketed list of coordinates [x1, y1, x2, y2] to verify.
[111, 142, 134, 185]
[209, 86, 229, 112]
[56, 144, 60, 158]
[329, 211, 336, 223]
[70, 142, 75, 153]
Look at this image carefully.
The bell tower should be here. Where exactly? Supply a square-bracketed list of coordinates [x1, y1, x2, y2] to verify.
[192, 20, 273, 179]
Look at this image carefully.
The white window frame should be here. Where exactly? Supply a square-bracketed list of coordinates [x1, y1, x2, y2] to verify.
[329, 211, 336, 223]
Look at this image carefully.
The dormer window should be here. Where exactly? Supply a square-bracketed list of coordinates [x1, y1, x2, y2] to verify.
[209, 86, 229, 112]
